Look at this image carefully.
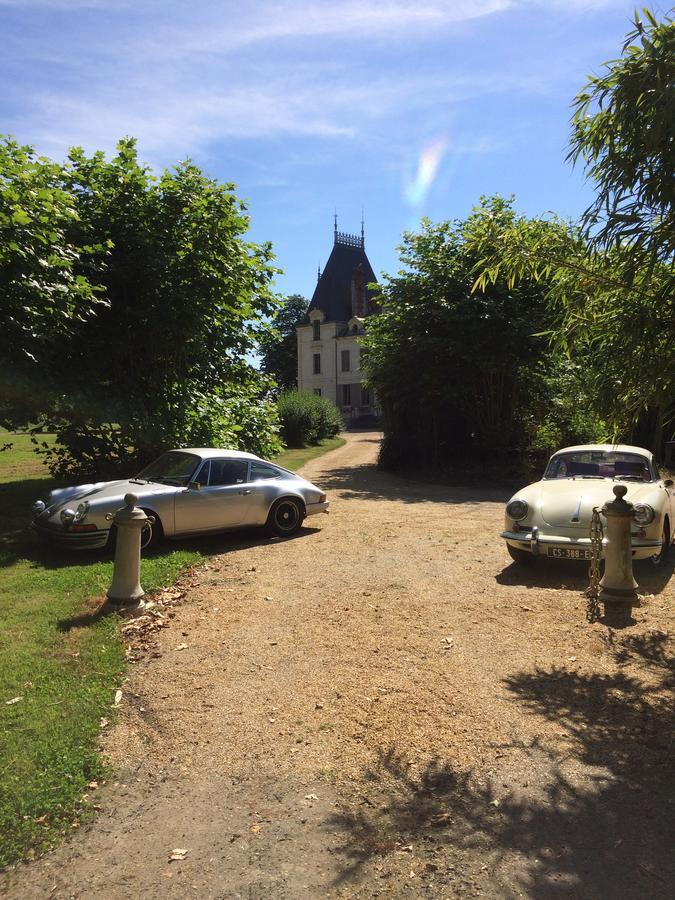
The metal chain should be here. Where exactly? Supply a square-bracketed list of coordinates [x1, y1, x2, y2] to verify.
[585, 507, 603, 623]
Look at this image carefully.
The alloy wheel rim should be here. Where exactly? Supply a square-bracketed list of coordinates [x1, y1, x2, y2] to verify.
[276, 502, 299, 531]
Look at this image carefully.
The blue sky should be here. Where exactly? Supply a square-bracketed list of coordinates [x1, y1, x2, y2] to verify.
[0, 0, 656, 301]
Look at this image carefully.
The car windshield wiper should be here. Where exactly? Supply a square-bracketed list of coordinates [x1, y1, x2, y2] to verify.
[613, 475, 644, 482]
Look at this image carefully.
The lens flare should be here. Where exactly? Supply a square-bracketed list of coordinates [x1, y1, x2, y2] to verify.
[404, 136, 449, 207]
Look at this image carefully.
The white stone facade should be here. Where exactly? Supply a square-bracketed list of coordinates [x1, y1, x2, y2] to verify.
[297, 310, 373, 417]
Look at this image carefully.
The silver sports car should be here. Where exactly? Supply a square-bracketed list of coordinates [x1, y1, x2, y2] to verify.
[31, 448, 329, 550]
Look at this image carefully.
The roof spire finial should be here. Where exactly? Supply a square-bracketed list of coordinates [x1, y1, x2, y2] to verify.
[334, 210, 338, 244]
[317, 264, 321, 283]
[361, 208, 365, 248]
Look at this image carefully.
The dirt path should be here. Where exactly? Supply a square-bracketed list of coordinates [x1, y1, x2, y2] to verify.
[3, 431, 673, 899]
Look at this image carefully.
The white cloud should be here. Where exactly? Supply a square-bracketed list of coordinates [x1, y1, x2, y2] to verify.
[10, 61, 558, 166]
[0, 0, 115, 6]
[174, 1, 512, 53]
[2, 0, 617, 164]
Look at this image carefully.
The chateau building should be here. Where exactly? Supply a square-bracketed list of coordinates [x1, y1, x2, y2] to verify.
[296, 222, 378, 419]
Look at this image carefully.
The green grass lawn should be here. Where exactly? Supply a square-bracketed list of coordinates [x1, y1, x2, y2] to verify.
[0, 433, 344, 868]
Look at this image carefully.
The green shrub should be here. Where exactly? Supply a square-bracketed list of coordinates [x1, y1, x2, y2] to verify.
[530, 421, 563, 456]
[278, 391, 342, 448]
[35, 384, 283, 480]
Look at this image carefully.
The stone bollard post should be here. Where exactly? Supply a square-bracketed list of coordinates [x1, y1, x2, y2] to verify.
[599, 484, 639, 621]
[106, 493, 154, 610]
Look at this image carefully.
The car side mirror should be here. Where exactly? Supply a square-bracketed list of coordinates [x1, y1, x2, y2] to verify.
[187, 481, 201, 491]
[664, 479, 673, 488]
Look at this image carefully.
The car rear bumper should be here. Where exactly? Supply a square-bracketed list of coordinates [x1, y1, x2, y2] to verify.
[305, 500, 330, 517]
[501, 529, 662, 560]
[31, 520, 110, 550]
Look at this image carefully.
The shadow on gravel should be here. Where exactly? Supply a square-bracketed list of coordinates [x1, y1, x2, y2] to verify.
[329, 632, 674, 898]
[497, 556, 673, 596]
[496, 559, 590, 591]
[1, 517, 320, 570]
[316, 463, 512, 506]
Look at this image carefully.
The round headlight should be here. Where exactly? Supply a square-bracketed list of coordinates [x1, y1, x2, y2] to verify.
[60, 508, 76, 526]
[633, 503, 655, 526]
[506, 499, 529, 521]
[32, 500, 46, 514]
[75, 501, 89, 522]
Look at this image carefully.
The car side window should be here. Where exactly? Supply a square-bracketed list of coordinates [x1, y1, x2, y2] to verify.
[208, 459, 249, 487]
[249, 462, 282, 482]
[193, 461, 210, 486]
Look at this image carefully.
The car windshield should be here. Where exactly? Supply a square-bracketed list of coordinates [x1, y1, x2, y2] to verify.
[136, 451, 201, 485]
[543, 451, 654, 482]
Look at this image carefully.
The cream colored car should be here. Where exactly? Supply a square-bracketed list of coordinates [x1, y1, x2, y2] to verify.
[501, 444, 674, 566]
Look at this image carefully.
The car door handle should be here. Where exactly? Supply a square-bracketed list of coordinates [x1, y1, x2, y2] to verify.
[239, 489, 252, 495]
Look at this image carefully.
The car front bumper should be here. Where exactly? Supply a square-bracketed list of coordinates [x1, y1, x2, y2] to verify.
[31, 519, 110, 550]
[501, 528, 662, 560]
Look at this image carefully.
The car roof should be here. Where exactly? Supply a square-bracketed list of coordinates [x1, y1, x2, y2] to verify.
[175, 448, 263, 461]
[552, 444, 652, 460]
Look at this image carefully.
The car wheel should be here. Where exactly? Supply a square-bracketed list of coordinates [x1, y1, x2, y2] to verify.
[106, 523, 118, 555]
[140, 510, 164, 552]
[266, 498, 304, 537]
[506, 544, 535, 565]
[649, 521, 670, 567]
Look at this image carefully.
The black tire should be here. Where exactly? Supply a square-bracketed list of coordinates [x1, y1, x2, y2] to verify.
[649, 520, 670, 567]
[106, 523, 117, 555]
[265, 498, 304, 537]
[506, 543, 535, 565]
[106, 510, 163, 554]
[140, 510, 164, 552]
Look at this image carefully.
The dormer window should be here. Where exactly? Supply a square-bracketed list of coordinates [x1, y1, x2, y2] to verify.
[313, 320, 320, 341]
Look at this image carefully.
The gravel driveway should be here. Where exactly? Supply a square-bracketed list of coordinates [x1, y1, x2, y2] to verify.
[3, 431, 673, 899]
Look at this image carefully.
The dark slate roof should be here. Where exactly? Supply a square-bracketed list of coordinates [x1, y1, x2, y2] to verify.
[307, 235, 377, 323]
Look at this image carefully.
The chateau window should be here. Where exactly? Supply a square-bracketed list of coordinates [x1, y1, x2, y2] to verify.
[313, 353, 321, 374]
[342, 384, 351, 406]
[314, 388, 321, 396]
[361, 386, 370, 406]
[341, 349, 350, 372]
[313, 320, 320, 341]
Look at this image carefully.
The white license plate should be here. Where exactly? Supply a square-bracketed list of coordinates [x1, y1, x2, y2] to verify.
[547, 547, 591, 560]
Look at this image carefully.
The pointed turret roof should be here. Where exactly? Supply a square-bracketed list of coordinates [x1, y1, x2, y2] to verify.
[307, 225, 377, 323]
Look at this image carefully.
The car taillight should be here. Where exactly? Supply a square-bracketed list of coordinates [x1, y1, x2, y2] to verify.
[318, 493, 326, 503]
[71, 523, 98, 533]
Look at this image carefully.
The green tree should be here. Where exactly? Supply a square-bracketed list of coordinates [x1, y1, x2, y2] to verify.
[569, 8, 675, 274]
[36, 139, 282, 476]
[471, 209, 672, 442]
[259, 293, 308, 390]
[471, 9, 675, 452]
[362, 198, 560, 469]
[0, 138, 103, 426]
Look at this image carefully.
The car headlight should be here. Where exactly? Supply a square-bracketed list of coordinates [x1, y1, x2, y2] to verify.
[60, 508, 76, 526]
[506, 499, 529, 521]
[75, 501, 89, 522]
[32, 500, 46, 515]
[633, 503, 655, 526]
